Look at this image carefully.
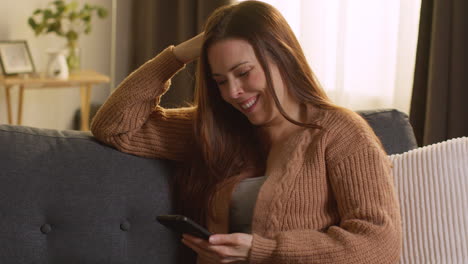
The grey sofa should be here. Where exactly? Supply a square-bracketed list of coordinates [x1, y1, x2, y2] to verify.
[0, 109, 417, 264]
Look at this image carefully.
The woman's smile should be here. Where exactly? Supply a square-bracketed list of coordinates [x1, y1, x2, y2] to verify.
[239, 95, 259, 112]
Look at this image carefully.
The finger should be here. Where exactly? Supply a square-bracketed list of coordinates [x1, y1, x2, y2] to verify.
[183, 234, 215, 250]
[210, 234, 253, 260]
[182, 238, 211, 255]
[184, 234, 233, 254]
[209, 233, 242, 245]
[183, 234, 248, 261]
[183, 236, 222, 259]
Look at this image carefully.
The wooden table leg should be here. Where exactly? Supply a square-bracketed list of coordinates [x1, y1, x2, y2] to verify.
[17, 85, 24, 125]
[80, 84, 92, 131]
[5, 85, 12, 125]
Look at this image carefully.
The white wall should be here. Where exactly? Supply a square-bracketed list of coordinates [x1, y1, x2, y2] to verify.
[114, 0, 132, 89]
[0, 0, 114, 130]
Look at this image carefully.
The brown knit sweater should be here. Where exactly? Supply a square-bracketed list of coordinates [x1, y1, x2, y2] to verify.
[91, 46, 402, 264]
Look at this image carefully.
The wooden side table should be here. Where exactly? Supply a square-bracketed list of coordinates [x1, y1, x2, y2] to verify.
[0, 70, 110, 131]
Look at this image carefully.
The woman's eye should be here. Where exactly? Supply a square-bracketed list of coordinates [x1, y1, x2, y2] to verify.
[238, 70, 250, 77]
[216, 80, 227, 86]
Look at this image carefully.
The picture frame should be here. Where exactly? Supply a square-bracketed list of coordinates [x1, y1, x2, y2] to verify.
[0, 40, 36, 75]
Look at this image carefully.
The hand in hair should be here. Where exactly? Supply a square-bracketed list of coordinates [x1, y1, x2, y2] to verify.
[182, 233, 253, 263]
[173, 32, 204, 64]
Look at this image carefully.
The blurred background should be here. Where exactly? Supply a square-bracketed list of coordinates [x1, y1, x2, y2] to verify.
[0, 0, 466, 146]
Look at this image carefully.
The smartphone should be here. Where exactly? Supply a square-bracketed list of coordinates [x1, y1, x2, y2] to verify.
[156, 215, 213, 240]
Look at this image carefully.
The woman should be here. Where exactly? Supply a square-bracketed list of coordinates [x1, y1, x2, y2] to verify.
[91, 1, 402, 263]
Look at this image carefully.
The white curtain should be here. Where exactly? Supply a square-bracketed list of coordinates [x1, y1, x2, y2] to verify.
[237, 0, 421, 114]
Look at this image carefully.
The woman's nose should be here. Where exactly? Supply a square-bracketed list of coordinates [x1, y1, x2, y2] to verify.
[227, 79, 243, 98]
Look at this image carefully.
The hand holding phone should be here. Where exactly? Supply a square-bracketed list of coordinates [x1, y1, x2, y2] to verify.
[156, 215, 213, 240]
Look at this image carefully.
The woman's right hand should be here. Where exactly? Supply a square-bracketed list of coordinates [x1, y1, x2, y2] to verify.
[173, 32, 204, 64]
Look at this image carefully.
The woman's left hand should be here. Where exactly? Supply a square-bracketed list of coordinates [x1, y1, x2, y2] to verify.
[182, 233, 253, 263]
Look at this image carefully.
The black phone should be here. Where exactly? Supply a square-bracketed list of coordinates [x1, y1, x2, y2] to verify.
[156, 215, 213, 240]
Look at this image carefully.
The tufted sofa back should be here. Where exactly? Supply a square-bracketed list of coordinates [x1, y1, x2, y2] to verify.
[0, 125, 179, 264]
[0, 109, 417, 264]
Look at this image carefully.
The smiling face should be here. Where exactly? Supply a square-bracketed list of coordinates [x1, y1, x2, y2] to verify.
[207, 38, 299, 127]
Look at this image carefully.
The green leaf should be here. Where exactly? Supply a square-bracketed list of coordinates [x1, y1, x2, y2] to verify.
[67, 1, 78, 11]
[57, 5, 65, 14]
[97, 8, 108, 18]
[55, 21, 61, 31]
[55, 25, 65, 37]
[36, 24, 46, 35]
[66, 30, 78, 41]
[82, 9, 91, 17]
[44, 10, 53, 19]
[46, 25, 55, 33]
[69, 12, 78, 21]
[53, 0, 64, 6]
[28, 17, 37, 29]
[83, 15, 91, 22]
[33, 9, 41, 15]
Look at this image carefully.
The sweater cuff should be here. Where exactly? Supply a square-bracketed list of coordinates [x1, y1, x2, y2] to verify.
[249, 234, 277, 264]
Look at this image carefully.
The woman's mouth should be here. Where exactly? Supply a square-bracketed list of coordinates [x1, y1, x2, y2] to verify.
[239, 95, 259, 112]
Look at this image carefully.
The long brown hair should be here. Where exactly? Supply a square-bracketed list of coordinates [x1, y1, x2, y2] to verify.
[172, 1, 336, 225]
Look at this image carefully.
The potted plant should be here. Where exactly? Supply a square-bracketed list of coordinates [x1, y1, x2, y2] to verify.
[28, 0, 108, 72]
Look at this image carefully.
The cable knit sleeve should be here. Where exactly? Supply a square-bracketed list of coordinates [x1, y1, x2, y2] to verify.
[249, 111, 402, 263]
[90, 46, 195, 161]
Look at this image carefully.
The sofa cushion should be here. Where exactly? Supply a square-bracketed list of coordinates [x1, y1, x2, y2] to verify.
[389, 137, 468, 263]
[0, 125, 178, 264]
[357, 109, 418, 154]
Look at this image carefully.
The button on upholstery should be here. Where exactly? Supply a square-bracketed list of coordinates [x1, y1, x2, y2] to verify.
[120, 221, 131, 231]
[40, 224, 52, 234]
